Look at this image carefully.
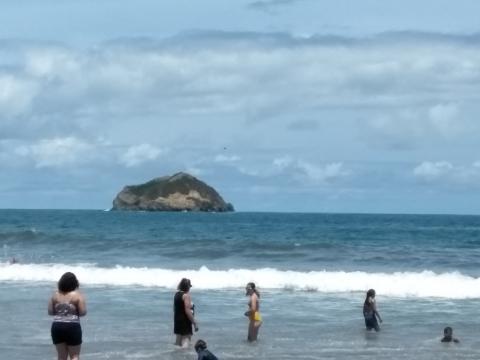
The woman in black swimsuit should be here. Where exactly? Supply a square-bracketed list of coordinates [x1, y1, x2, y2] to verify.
[363, 289, 382, 332]
[174, 278, 198, 348]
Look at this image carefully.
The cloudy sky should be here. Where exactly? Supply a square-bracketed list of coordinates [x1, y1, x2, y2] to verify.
[1, 0, 480, 213]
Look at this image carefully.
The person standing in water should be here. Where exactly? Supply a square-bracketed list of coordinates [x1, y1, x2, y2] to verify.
[245, 282, 262, 342]
[48, 272, 87, 360]
[363, 289, 382, 332]
[174, 278, 198, 348]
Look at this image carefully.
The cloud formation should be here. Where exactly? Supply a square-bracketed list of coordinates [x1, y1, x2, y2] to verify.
[247, 0, 306, 14]
[2, 32, 480, 146]
[14, 137, 94, 168]
[273, 156, 348, 184]
[1, 31, 480, 211]
[119, 144, 164, 167]
[413, 161, 480, 186]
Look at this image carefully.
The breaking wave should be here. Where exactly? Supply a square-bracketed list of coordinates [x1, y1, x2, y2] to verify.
[1, 262, 479, 299]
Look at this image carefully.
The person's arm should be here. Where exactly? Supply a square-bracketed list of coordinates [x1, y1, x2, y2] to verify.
[250, 294, 258, 313]
[183, 293, 198, 330]
[371, 298, 382, 323]
[47, 295, 55, 315]
[76, 292, 87, 316]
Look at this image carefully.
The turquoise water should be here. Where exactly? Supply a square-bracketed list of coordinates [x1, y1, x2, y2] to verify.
[1, 210, 480, 359]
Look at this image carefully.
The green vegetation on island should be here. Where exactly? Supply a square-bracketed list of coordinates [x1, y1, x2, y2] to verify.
[112, 172, 234, 212]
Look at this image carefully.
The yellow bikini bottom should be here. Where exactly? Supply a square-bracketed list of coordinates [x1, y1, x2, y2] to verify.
[253, 311, 262, 322]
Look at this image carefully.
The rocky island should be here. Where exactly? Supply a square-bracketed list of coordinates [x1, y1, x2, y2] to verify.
[112, 172, 234, 212]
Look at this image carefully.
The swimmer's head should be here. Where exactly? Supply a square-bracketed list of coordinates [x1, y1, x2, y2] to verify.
[366, 289, 376, 298]
[444, 327, 453, 336]
[194, 339, 207, 353]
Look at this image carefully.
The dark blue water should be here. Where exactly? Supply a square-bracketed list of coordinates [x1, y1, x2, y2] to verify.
[2, 210, 480, 274]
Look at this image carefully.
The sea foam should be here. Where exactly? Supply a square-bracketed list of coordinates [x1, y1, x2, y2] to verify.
[1, 262, 478, 299]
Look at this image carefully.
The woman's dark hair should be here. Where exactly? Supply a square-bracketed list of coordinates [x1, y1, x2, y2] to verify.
[177, 278, 192, 292]
[194, 339, 207, 352]
[58, 272, 79, 293]
[364, 289, 375, 305]
[247, 282, 260, 297]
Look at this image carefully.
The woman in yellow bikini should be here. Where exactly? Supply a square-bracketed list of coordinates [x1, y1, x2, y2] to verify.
[245, 282, 262, 342]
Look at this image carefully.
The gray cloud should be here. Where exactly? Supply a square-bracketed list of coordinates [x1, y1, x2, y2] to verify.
[247, 0, 307, 14]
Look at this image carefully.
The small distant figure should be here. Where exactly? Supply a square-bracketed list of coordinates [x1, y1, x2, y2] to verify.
[9, 257, 18, 264]
[363, 289, 382, 332]
[195, 339, 218, 360]
[441, 326, 460, 343]
[48, 272, 87, 360]
[174, 278, 199, 348]
[245, 282, 262, 342]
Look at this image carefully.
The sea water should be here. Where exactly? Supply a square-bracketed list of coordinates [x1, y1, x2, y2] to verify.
[1, 210, 480, 359]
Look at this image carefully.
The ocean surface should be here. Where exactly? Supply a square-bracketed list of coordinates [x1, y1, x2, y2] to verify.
[1, 210, 480, 359]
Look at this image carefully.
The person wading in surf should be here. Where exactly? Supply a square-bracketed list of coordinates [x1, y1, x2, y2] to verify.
[245, 282, 262, 341]
[363, 289, 382, 332]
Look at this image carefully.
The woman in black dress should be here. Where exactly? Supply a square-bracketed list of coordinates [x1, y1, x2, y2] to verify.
[174, 278, 198, 348]
[363, 289, 382, 332]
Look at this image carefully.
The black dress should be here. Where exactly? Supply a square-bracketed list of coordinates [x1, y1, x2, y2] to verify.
[174, 291, 192, 335]
[363, 299, 379, 331]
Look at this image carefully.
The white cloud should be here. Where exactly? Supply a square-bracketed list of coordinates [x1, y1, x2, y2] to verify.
[0, 74, 38, 116]
[2, 33, 480, 143]
[119, 143, 163, 167]
[297, 161, 345, 182]
[214, 154, 241, 163]
[273, 155, 294, 170]
[428, 103, 459, 137]
[14, 137, 93, 168]
[413, 161, 480, 185]
[413, 161, 453, 181]
[273, 156, 348, 184]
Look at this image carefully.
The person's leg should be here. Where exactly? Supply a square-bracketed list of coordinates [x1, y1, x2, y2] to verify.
[248, 320, 256, 341]
[250, 321, 262, 341]
[67, 345, 81, 360]
[55, 343, 69, 360]
[252, 320, 262, 340]
[365, 318, 375, 331]
[175, 334, 183, 346]
[180, 335, 191, 349]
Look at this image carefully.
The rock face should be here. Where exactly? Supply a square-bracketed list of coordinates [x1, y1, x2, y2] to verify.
[112, 172, 234, 212]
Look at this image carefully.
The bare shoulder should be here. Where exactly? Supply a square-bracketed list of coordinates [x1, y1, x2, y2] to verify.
[50, 291, 61, 302]
[72, 290, 85, 302]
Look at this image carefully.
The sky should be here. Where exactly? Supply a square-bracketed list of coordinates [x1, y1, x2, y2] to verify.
[1, 0, 480, 213]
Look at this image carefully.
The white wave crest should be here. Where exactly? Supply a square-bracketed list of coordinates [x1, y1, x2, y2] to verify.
[1, 262, 479, 299]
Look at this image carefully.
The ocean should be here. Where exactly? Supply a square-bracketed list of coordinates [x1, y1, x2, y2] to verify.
[1, 210, 480, 359]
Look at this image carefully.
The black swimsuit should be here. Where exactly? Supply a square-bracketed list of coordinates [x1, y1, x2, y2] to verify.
[363, 300, 379, 331]
[174, 291, 192, 335]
